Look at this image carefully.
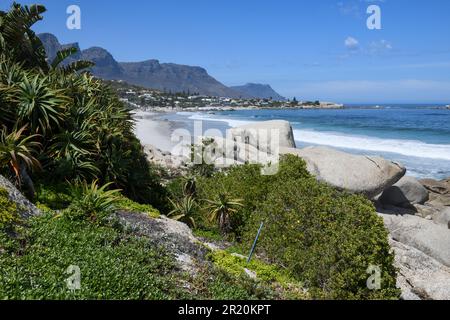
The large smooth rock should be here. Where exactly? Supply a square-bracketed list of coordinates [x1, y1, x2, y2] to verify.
[230, 120, 296, 154]
[380, 213, 450, 267]
[204, 136, 277, 168]
[0, 175, 41, 220]
[380, 176, 429, 208]
[389, 238, 450, 300]
[281, 146, 406, 198]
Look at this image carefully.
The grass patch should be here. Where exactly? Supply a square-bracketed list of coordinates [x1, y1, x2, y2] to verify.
[208, 250, 307, 299]
[193, 229, 223, 242]
[35, 183, 73, 210]
[0, 212, 185, 300]
[116, 196, 160, 218]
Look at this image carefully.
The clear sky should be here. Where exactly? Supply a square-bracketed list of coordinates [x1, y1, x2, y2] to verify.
[3, 0, 450, 103]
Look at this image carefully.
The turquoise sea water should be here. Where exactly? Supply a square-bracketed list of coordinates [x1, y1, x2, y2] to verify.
[164, 105, 450, 179]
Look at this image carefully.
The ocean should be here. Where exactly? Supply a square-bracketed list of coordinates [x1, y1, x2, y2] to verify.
[162, 105, 450, 179]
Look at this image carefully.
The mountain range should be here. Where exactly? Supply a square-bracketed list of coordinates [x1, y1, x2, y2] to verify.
[38, 33, 285, 100]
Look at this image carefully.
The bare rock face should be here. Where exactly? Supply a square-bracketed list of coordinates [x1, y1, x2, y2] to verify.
[388, 238, 450, 300]
[419, 178, 450, 207]
[380, 176, 429, 208]
[143, 144, 190, 179]
[281, 146, 406, 198]
[230, 120, 296, 154]
[0, 175, 41, 220]
[380, 213, 450, 268]
[115, 211, 208, 273]
[378, 212, 450, 300]
[420, 178, 450, 195]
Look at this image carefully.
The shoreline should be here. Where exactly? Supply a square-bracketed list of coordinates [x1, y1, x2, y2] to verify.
[133, 109, 450, 180]
[132, 110, 179, 152]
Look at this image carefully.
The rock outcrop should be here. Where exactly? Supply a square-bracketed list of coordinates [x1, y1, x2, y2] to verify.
[202, 136, 277, 170]
[380, 213, 450, 267]
[0, 175, 41, 219]
[420, 178, 450, 208]
[144, 144, 188, 170]
[378, 212, 450, 299]
[115, 211, 208, 273]
[230, 120, 296, 154]
[380, 176, 429, 208]
[388, 237, 450, 300]
[281, 146, 406, 198]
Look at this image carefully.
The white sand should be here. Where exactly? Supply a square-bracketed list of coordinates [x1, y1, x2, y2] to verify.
[133, 112, 176, 152]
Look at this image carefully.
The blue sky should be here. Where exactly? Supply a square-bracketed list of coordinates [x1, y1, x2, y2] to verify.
[3, 0, 450, 103]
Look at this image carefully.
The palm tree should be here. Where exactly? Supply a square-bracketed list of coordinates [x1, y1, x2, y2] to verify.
[15, 74, 69, 134]
[50, 47, 94, 73]
[168, 196, 197, 228]
[204, 193, 244, 235]
[0, 3, 48, 70]
[0, 3, 93, 73]
[0, 125, 41, 198]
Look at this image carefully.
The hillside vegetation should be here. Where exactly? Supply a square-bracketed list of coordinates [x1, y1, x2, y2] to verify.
[0, 3, 399, 300]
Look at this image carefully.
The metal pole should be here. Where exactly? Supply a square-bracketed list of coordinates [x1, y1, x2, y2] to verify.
[247, 222, 264, 263]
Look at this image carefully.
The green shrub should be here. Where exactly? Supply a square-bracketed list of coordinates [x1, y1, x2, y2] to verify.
[0, 3, 168, 210]
[196, 164, 271, 236]
[196, 155, 400, 299]
[245, 177, 399, 300]
[168, 196, 197, 228]
[207, 250, 307, 300]
[66, 181, 121, 223]
[0, 210, 294, 300]
[0, 187, 19, 229]
[193, 229, 223, 242]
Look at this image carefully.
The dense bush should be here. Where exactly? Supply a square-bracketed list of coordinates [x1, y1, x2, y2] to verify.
[196, 155, 400, 299]
[0, 3, 167, 209]
[65, 181, 121, 223]
[247, 177, 399, 299]
[196, 164, 270, 237]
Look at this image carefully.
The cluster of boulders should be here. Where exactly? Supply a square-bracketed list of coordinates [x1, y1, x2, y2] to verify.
[143, 144, 190, 178]
[376, 176, 450, 300]
[142, 120, 450, 300]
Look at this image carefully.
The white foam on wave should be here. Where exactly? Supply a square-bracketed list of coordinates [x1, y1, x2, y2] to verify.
[187, 113, 254, 128]
[184, 112, 450, 161]
[293, 129, 450, 161]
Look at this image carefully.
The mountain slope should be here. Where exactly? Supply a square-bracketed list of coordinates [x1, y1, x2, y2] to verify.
[119, 60, 241, 97]
[38, 33, 240, 97]
[231, 83, 285, 100]
[38, 33, 279, 99]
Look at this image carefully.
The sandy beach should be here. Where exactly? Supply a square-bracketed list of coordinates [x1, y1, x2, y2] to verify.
[133, 111, 177, 152]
